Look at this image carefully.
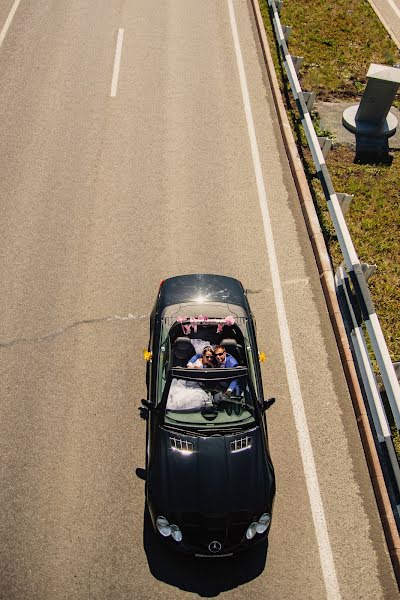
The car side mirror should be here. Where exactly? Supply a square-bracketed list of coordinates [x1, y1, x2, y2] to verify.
[262, 397, 276, 412]
[139, 399, 153, 420]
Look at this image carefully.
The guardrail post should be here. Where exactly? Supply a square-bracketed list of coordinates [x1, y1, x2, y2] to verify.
[337, 193, 353, 215]
[300, 91, 316, 112]
[342, 64, 400, 155]
[318, 137, 332, 159]
[290, 55, 303, 74]
[378, 363, 400, 388]
[361, 263, 377, 282]
[282, 25, 292, 42]
[269, 0, 283, 13]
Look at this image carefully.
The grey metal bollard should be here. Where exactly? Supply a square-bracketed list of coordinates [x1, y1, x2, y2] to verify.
[342, 64, 400, 154]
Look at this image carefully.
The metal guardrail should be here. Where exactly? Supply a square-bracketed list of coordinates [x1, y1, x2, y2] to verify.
[266, 0, 400, 512]
[336, 266, 400, 508]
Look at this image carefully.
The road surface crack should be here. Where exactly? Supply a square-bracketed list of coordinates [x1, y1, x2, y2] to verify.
[0, 313, 149, 348]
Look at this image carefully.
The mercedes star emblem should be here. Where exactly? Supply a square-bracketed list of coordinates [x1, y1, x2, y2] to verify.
[208, 540, 222, 553]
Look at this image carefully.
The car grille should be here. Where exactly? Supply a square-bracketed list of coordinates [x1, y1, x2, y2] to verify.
[181, 511, 249, 550]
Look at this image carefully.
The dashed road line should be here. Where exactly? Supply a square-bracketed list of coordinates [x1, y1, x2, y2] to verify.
[0, 0, 22, 49]
[110, 28, 124, 97]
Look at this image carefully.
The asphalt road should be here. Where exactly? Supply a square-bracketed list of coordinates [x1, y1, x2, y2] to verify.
[0, 1, 398, 598]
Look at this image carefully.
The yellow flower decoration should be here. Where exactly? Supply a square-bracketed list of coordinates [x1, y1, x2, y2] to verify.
[258, 351, 267, 363]
[143, 349, 152, 362]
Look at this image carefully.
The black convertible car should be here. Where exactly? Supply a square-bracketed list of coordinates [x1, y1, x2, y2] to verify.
[140, 274, 276, 557]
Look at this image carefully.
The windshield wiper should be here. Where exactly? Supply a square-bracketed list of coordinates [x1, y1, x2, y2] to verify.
[226, 399, 254, 412]
[214, 396, 254, 414]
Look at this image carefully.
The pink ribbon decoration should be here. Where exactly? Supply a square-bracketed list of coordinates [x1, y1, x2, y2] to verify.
[176, 315, 233, 334]
[177, 316, 191, 335]
[217, 315, 235, 333]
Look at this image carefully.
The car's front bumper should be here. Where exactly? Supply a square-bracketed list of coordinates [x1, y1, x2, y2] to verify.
[152, 523, 269, 557]
[147, 497, 272, 556]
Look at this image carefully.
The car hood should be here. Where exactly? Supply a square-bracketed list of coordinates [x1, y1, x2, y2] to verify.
[148, 426, 274, 517]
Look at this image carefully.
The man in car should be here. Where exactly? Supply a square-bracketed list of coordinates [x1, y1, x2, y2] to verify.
[213, 345, 237, 368]
[213, 345, 238, 397]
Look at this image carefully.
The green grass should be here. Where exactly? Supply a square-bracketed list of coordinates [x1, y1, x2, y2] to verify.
[280, 0, 399, 99]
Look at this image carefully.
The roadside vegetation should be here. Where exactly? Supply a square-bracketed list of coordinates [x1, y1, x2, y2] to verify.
[259, 0, 400, 366]
[277, 0, 398, 100]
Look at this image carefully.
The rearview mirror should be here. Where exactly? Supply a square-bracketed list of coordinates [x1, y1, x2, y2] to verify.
[262, 397, 276, 412]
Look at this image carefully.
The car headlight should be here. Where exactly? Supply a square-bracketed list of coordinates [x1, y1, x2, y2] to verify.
[246, 522, 258, 540]
[156, 516, 183, 542]
[170, 524, 183, 542]
[256, 513, 271, 534]
[246, 513, 271, 540]
[156, 516, 171, 537]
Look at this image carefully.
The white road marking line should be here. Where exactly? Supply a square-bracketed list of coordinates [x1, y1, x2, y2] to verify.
[110, 28, 124, 97]
[388, 0, 400, 19]
[0, 0, 22, 49]
[227, 1, 341, 598]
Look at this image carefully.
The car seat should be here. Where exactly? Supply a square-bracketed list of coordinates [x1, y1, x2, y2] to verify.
[173, 337, 196, 367]
[220, 338, 243, 365]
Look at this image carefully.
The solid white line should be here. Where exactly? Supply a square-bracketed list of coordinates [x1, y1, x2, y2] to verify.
[388, 0, 400, 19]
[110, 28, 124, 97]
[227, 1, 341, 598]
[0, 0, 22, 49]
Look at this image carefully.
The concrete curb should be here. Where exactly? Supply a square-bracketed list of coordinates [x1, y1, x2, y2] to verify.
[250, 0, 400, 587]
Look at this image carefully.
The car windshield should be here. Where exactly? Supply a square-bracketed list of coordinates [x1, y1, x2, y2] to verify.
[162, 367, 256, 431]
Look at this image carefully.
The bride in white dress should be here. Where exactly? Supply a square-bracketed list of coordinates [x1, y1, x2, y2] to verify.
[167, 347, 215, 411]
[166, 378, 209, 411]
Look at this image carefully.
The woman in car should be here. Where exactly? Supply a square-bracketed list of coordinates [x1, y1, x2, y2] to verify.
[187, 346, 215, 369]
